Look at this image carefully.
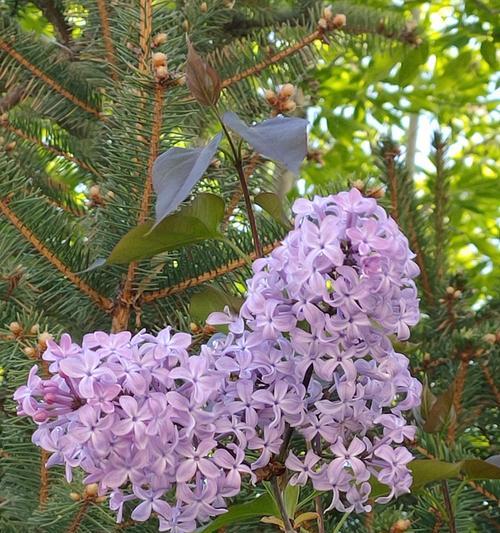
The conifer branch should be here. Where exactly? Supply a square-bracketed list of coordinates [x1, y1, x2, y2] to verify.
[112, 0, 158, 333]
[382, 144, 433, 304]
[66, 499, 90, 533]
[432, 132, 448, 283]
[2, 121, 99, 177]
[0, 200, 113, 311]
[0, 39, 101, 118]
[142, 241, 280, 304]
[481, 364, 500, 404]
[96, 0, 118, 80]
[221, 29, 322, 89]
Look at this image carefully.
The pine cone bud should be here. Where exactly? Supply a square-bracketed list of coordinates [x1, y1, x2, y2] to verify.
[95, 495, 107, 503]
[318, 17, 328, 30]
[281, 100, 297, 113]
[483, 333, 497, 345]
[152, 33, 168, 47]
[200, 2, 208, 12]
[446, 286, 455, 294]
[5, 141, 16, 152]
[69, 492, 81, 501]
[182, 20, 190, 32]
[30, 324, 40, 335]
[264, 89, 277, 104]
[23, 346, 37, 358]
[9, 321, 23, 336]
[332, 13, 347, 28]
[37, 331, 53, 351]
[84, 483, 99, 497]
[155, 65, 169, 80]
[323, 6, 333, 20]
[152, 52, 167, 68]
[390, 518, 411, 533]
[279, 83, 295, 99]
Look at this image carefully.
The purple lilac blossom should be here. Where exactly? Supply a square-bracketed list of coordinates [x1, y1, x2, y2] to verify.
[14, 189, 421, 530]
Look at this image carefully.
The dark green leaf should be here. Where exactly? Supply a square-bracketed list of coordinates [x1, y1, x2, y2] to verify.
[199, 493, 278, 533]
[410, 459, 462, 491]
[461, 459, 500, 480]
[398, 41, 429, 85]
[254, 192, 292, 229]
[284, 484, 300, 518]
[107, 193, 224, 264]
[480, 41, 497, 69]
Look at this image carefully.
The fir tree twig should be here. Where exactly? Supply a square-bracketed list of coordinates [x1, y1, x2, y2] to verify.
[0, 199, 113, 311]
[0, 85, 26, 112]
[142, 241, 281, 304]
[33, 0, 72, 47]
[65, 499, 90, 533]
[2, 121, 100, 178]
[39, 449, 50, 508]
[96, 0, 118, 80]
[0, 39, 101, 118]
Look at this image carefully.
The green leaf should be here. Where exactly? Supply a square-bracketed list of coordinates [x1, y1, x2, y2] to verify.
[461, 459, 500, 480]
[283, 484, 300, 518]
[410, 459, 462, 491]
[398, 41, 429, 86]
[254, 192, 292, 229]
[199, 493, 278, 533]
[190, 286, 243, 325]
[481, 41, 498, 69]
[107, 193, 224, 264]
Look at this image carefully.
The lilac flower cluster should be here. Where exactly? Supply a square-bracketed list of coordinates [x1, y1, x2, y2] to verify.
[14, 329, 246, 531]
[207, 188, 421, 512]
[14, 189, 421, 530]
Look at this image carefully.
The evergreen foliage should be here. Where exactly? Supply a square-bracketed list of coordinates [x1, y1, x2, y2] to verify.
[0, 1, 498, 532]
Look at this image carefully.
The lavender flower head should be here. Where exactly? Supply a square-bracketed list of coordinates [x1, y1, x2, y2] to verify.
[14, 189, 422, 530]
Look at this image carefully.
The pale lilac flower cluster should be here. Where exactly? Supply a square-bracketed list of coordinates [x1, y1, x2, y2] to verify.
[14, 329, 251, 531]
[207, 188, 421, 512]
[14, 189, 422, 529]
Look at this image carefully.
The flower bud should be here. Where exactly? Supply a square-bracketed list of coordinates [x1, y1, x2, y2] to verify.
[38, 332, 53, 351]
[5, 141, 16, 152]
[182, 20, 190, 32]
[23, 346, 37, 358]
[152, 52, 167, 68]
[323, 6, 333, 20]
[483, 333, 497, 345]
[84, 483, 99, 497]
[446, 286, 455, 294]
[281, 100, 297, 113]
[200, 2, 208, 12]
[152, 33, 168, 47]
[69, 492, 81, 501]
[30, 324, 40, 335]
[264, 89, 277, 104]
[279, 83, 295, 99]
[9, 322, 23, 335]
[332, 13, 347, 28]
[318, 17, 328, 30]
[155, 65, 169, 80]
[95, 495, 107, 503]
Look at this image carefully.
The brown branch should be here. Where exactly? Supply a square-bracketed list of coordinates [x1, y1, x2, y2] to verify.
[0, 86, 26, 113]
[0, 39, 101, 118]
[39, 448, 49, 507]
[142, 240, 280, 304]
[111, 0, 157, 333]
[33, 0, 72, 46]
[482, 364, 500, 404]
[2, 121, 99, 177]
[66, 499, 91, 533]
[221, 29, 321, 89]
[96, 0, 118, 81]
[0, 199, 113, 311]
[384, 147, 399, 221]
[441, 480, 457, 533]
